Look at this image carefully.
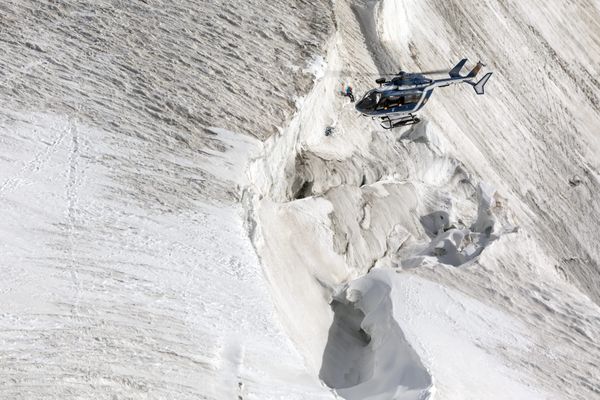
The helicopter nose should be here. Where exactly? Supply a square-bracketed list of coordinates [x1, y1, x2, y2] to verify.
[355, 98, 367, 113]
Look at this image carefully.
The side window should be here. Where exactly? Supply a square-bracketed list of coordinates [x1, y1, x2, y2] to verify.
[404, 93, 422, 105]
[385, 95, 401, 107]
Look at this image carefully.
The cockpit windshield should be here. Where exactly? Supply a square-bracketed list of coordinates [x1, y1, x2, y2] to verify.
[357, 90, 380, 111]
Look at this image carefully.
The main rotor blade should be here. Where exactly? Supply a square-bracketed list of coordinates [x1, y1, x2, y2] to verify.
[323, 68, 450, 77]
[417, 69, 450, 75]
[322, 70, 389, 77]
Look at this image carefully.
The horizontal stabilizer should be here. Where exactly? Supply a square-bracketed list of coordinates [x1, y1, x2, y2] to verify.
[472, 72, 492, 95]
[449, 58, 468, 78]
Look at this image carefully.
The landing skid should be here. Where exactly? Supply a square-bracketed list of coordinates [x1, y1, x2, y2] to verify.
[380, 114, 420, 129]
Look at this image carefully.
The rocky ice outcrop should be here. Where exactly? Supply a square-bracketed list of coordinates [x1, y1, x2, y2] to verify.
[320, 277, 433, 400]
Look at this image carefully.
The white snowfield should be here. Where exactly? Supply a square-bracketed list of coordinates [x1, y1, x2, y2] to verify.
[1, 1, 600, 400]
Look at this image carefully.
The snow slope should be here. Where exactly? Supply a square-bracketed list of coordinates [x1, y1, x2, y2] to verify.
[2, 0, 600, 399]
[0, 1, 336, 399]
[0, 111, 335, 399]
[376, 0, 600, 304]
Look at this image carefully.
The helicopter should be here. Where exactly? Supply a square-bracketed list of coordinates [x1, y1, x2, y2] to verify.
[355, 58, 492, 129]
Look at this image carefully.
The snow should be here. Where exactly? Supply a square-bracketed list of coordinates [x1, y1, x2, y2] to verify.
[305, 56, 328, 80]
[204, 127, 263, 185]
[384, 272, 547, 400]
[2, 0, 600, 399]
[321, 275, 433, 400]
[0, 111, 332, 399]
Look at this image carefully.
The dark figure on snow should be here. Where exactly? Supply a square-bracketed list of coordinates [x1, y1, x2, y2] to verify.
[345, 85, 355, 102]
[340, 83, 355, 102]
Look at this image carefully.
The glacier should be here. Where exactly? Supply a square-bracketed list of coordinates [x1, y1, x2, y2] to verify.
[1, 0, 600, 399]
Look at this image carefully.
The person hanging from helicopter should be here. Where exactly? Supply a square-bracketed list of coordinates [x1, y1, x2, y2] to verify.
[340, 83, 355, 102]
[346, 85, 355, 102]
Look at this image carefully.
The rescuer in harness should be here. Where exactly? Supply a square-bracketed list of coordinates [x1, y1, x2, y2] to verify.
[341, 83, 355, 102]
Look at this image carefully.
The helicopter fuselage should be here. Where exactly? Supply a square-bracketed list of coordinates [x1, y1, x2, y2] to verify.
[355, 59, 493, 129]
[355, 73, 433, 116]
[356, 88, 434, 117]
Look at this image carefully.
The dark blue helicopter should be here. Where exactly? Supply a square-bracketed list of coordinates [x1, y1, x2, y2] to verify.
[355, 59, 492, 129]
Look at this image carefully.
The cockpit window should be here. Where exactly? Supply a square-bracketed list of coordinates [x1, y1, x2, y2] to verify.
[357, 90, 423, 112]
[380, 95, 401, 108]
[404, 93, 421, 104]
[357, 90, 380, 110]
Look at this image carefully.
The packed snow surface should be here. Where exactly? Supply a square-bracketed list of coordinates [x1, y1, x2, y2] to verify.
[2, 0, 600, 399]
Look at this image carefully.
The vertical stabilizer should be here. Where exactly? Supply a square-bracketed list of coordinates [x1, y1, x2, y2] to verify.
[449, 59, 468, 78]
[472, 72, 492, 95]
